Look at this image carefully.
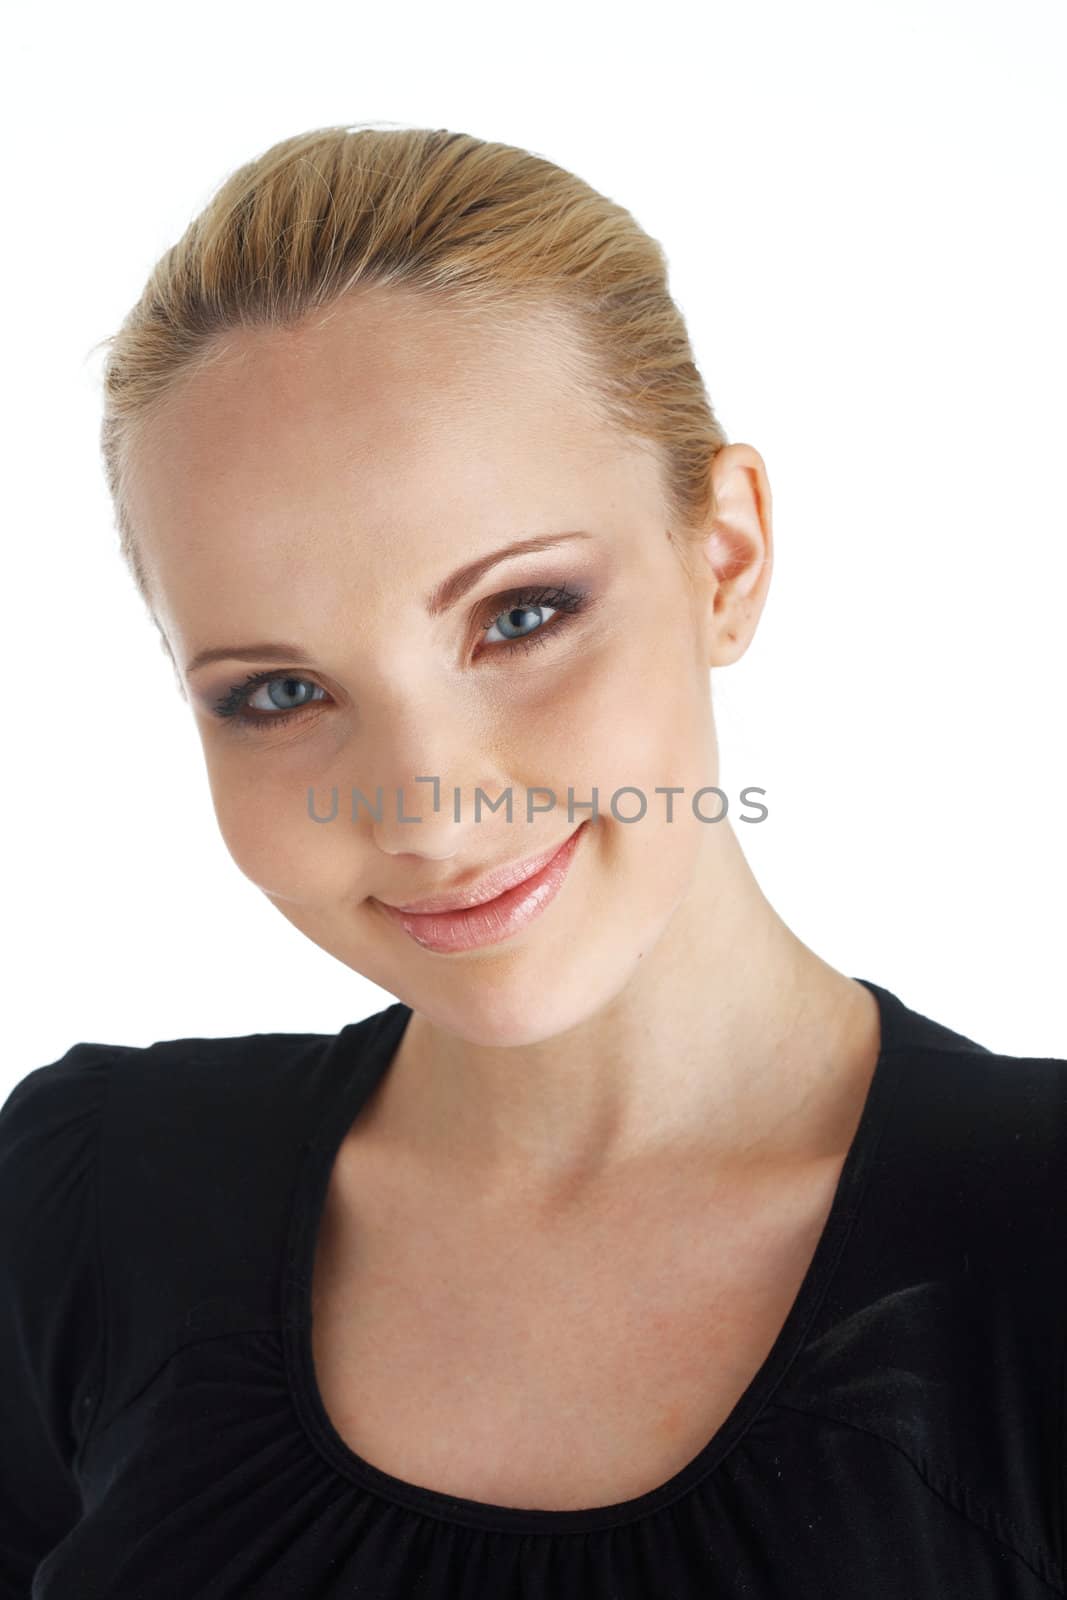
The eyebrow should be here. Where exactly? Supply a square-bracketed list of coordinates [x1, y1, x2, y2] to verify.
[185, 529, 594, 676]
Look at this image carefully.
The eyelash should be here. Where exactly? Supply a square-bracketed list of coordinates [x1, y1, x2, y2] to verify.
[209, 582, 592, 732]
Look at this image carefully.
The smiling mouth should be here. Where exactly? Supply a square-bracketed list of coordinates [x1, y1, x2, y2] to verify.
[371, 820, 589, 954]
[374, 824, 586, 916]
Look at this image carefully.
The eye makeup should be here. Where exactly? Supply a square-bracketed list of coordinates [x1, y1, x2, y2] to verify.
[205, 578, 597, 733]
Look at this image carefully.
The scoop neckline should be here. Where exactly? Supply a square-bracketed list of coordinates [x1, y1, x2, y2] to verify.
[283, 975, 907, 1535]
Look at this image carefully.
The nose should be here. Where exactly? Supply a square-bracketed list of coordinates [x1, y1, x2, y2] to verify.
[356, 690, 513, 862]
[370, 771, 520, 861]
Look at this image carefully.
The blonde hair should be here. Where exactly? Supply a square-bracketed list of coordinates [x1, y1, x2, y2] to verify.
[95, 122, 730, 623]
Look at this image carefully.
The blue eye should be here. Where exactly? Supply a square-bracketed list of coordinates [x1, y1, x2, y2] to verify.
[210, 671, 326, 728]
[209, 581, 591, 733]
[243, 677, 326, 715]
[481, 584, 588, 650]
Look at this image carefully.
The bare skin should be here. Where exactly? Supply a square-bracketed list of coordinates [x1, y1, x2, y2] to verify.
[309, 1013, 878, 1509]
[122, 284, 882, 1509]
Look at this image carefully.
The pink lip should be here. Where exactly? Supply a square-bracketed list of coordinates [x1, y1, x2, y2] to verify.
[373, 820, 588, 953]
[378, 825, 586, 915]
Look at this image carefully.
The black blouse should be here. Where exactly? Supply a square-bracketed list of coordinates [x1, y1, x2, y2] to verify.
[2, 977, 1066, 1598]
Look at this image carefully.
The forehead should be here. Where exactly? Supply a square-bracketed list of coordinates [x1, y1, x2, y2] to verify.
[129, 289, 623, 508]
[121, 289, 664, 647]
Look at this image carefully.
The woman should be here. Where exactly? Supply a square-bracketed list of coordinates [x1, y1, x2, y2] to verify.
[2, 123, 1064, 1598]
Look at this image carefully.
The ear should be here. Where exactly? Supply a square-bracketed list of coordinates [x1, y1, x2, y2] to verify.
[698, 443, 774, 668]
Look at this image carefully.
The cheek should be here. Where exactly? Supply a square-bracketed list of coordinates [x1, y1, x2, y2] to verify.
[508, 626, 714, 895]
[202, 755, 343, 905]
[529, 616, 712, 802]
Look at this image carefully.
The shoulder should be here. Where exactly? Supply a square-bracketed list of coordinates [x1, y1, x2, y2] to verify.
[862, 981, 1067, 1267]
[0, 1045, 128, 1475]
[0, 1041, 124, 1189]
[0, 1043, 135, 1324]
[1, 1004, 406, 1174]
[0, 1025, 328, 1215]
[870, 977, 1067, 1124]
[819, 989, 1067, 1256]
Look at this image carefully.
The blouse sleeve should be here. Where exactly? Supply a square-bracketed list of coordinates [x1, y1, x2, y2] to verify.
[0, 1045, 112, 1597]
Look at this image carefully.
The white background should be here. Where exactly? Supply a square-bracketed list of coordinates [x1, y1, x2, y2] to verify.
[4, 0, 1065, 1086]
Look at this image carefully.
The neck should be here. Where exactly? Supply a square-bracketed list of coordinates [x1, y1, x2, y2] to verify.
[360, 822, 880, 1209]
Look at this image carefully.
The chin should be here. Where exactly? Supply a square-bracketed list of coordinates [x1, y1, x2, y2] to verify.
[395, 943, 636, 1052]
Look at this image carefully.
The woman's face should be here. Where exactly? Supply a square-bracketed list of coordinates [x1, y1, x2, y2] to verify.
[123, 289, 762, 1046]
